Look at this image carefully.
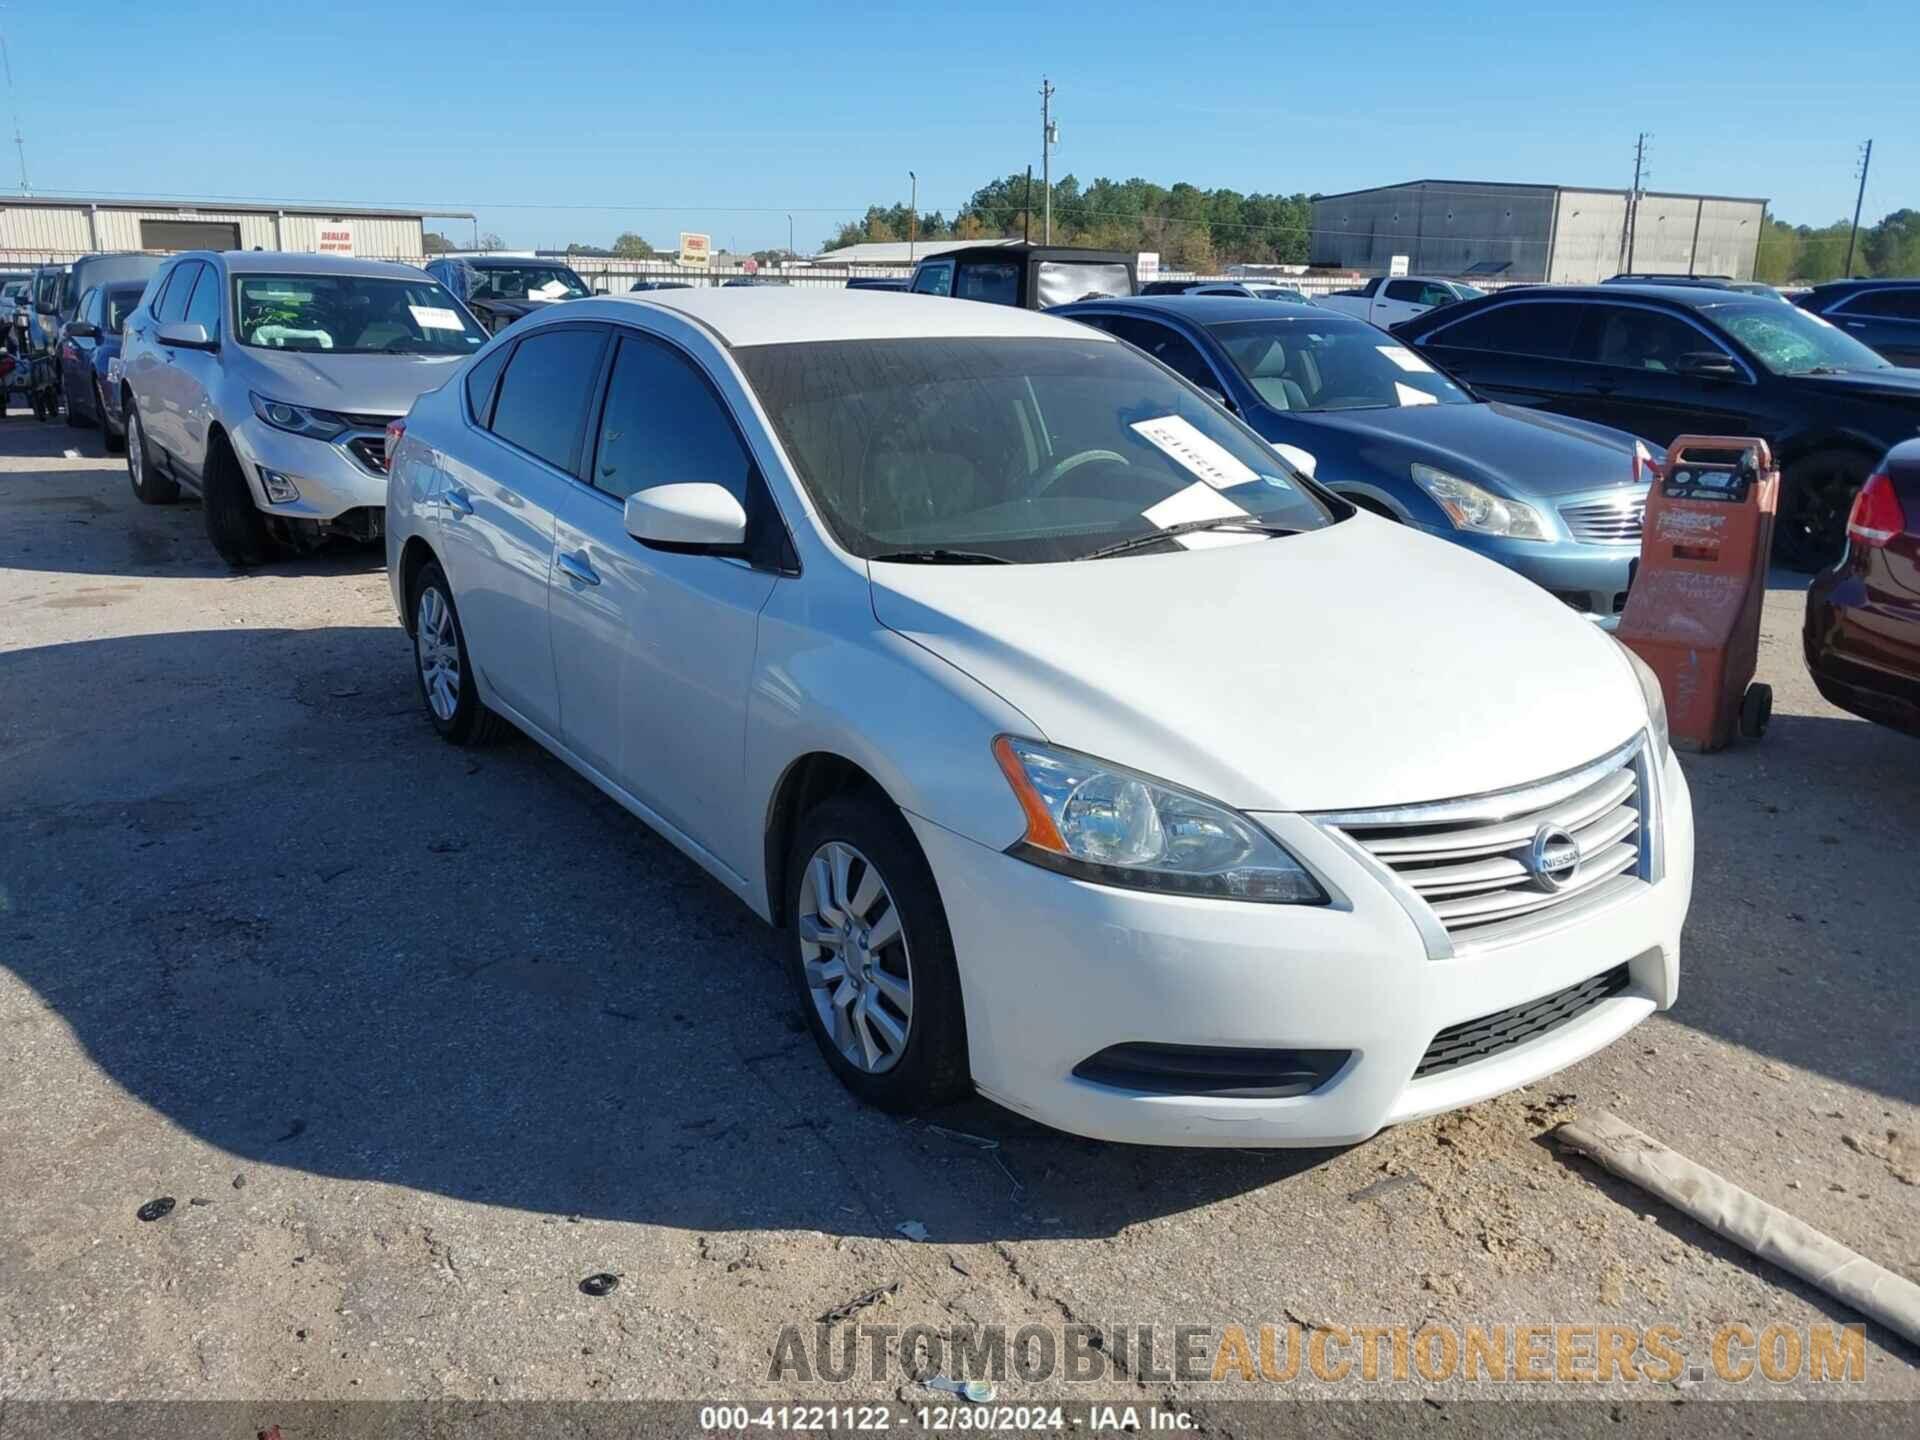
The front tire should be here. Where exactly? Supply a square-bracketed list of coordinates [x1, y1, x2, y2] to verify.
[409, 560, 512, 746]
[1778, 449, 1869, 572]
[125, 404, 179, 504]
[785, 794, 970, 1113]
[65, 379, 94, 428]
[202, 435, 274, 569]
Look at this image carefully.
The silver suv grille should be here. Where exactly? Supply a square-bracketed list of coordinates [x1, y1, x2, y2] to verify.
[1560, 495, 1645, 544]
[1316, 737, 1654, 953]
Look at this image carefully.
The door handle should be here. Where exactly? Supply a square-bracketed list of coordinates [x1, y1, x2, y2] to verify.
[556, 550, 601, 587]
[445, 488, 474, 517]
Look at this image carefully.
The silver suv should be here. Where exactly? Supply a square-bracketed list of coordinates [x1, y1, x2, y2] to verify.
[119, 251, 487, 567]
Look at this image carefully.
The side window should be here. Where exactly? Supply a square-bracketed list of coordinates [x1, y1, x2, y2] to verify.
[1384, 279, 1425, 303]
[463, 342, 511, 423]
[1841, 288, 1920, 320]
[1420, 283, 1456, 308]
[1101, 317, 1223, 392]
[590, 333, 753, 505]
[156, 263, 200, 324]
[1425, 301, 1584, 359]
[487, 326, 609, 473]
[1360, 278, 1382, 297]
[954, 260, 1020, 305]
[183, 266, 222, 336]
[75, 287, 98, 327]
[909, 262, 952, 297]
[35, 270, 61, 314]
[1575, 305, 1730, 373]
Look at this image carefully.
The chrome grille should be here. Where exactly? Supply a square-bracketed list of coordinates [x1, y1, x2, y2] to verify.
[1560, 495, 1645, 544]
[1317, 738, 1652, 952]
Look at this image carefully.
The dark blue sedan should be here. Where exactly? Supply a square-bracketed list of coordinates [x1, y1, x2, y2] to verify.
[1052, 295, 1657, 626]
[59, 279, 147, 453]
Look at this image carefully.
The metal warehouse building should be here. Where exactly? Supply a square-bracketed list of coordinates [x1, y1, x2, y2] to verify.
[1311, 180, 1769, 285]
[0, 195, 472, 264]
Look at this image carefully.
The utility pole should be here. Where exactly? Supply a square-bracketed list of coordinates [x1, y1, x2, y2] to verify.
[0, 28, 27, 193]
[908, 171, 917, 263]
[787, 213, 794, 259]
[1619, 132, 1648, 275]
[1040, 77, 1056, 243]
[1844, 139, 1873, 277]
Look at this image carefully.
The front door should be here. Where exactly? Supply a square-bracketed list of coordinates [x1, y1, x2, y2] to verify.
[1567, 304, 1762, 448]
[548, 329, 780, 874]
[438, 323, 610, 733]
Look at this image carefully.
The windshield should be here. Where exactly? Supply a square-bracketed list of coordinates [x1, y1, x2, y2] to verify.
[468, 263, 590, 301]
[1456, 283, 1488, 300]
[735, 337, 1337, 563]
[103, 286, 144, 332]
[234, 274, 486, 355]
[1714, 301, 1890, 375]
[1209, 318, 1474, 412]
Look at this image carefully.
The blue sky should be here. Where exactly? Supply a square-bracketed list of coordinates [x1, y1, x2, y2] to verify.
[12, 1, 1914, 254]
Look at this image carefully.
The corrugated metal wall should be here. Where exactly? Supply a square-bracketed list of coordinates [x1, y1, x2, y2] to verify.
[1317, 184, 1766, 284]
[0, 204, 426, 261]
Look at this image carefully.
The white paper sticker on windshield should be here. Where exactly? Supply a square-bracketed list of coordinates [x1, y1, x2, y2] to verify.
[1130, 415, 1260, 490]
[409, 305, 465, 331]
[1270, 442, 1317, 478]
[538, 279, 571, 298]
[1376, 344, 1434, 373]
[1142, 481, 1248, 533]
[1394, 382, 1439, 407]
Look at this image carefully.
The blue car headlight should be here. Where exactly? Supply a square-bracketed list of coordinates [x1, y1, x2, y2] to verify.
[1410, 464, 1551, 541]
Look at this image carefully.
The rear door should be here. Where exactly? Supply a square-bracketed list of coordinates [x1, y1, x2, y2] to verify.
[547, 327, 781, 871]
[1829, 287, 1920, 367]
[437, 323, 610, 733]
[1407, 298, 1588, 414]
[1564, 302, 1761, 447]
[1374, 278, 1435, 328]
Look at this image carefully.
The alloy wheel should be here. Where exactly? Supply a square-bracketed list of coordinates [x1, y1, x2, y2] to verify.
[797, 840, 913, 1073]
[127, 412, 144, 488]
[415, 586, 461, 722]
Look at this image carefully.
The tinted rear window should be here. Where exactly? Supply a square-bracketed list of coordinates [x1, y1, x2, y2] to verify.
[1423, 300, 1586, 359]
[487, 327, 608, 472]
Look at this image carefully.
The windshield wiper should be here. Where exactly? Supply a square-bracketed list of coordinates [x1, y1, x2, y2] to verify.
[1074, 517, 1301, 562]
[869, 548, 1013, 565]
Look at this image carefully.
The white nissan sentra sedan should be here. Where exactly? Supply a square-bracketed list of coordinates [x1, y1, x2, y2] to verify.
[386, 290, 1693, 1148]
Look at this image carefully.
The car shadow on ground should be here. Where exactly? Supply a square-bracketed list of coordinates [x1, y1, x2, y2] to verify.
[0, 624, 1343, 1245]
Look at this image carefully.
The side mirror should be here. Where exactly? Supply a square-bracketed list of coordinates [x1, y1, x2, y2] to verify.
[1675, 350, 1738, 379]
[66, 320, 97, 339]
[623, 482, 747, 551]
[156, 321, 216, 351]
[1200, 385, 1236, 414]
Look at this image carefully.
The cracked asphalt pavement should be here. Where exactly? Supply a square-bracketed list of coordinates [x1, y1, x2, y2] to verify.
[1, 415, 1916, 1419]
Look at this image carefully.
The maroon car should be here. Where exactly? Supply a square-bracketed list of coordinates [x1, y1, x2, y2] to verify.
[1804, 438, 1920, 736]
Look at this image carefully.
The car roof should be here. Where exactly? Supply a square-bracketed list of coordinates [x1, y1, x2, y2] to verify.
[567, 289, 1120, 348]
[1060, 294, 1330, 323]
[455, 255, 579, 267]
[177, 250, 436, 281]
[1475, 283, 1761, 310]
[1808, 276, 1919, 292]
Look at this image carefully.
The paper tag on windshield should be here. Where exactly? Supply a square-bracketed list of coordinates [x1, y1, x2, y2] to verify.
[1142, 481, 1249, 533]
[1395, 382, 1439, 407]
[539, 280, 570, 298]
[409, 305, 465, 331]
[1130, 415, 1260, 490]
[1376, 344, 1434, 373]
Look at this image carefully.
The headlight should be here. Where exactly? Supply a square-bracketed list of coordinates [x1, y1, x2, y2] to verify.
[991, 737, 1325, 904]
[250, 392, 347, 441]
[1617, 642, 1671, 759]
[1409, 464, 1550, 541]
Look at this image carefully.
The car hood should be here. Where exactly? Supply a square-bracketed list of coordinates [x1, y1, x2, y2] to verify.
[868, 515, 1645, 813]
[241, 347, 471, 416]
[1789, 367, 1920, 405]
[1263, 401, 1644, 499]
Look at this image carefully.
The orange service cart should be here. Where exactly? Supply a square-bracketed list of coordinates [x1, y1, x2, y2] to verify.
[1617, 436, 1779, 752]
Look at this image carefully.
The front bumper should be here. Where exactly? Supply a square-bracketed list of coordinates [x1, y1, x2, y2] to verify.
[917, 748, 1692, 1147]
[1412, 522, 1637, 630]
[227, 414, 388, 523]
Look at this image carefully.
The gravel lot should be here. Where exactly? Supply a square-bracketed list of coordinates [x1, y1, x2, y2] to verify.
[2, 414, 1915, 1424]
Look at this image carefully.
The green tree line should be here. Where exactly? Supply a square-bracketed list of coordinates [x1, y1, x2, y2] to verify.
[827, 172, 1314, 270]
[1754, 210, 1920, 284]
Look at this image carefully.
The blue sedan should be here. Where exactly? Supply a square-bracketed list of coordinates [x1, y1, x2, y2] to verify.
[59, 279, 147, 453]
[1052, 295, 1657, 626]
